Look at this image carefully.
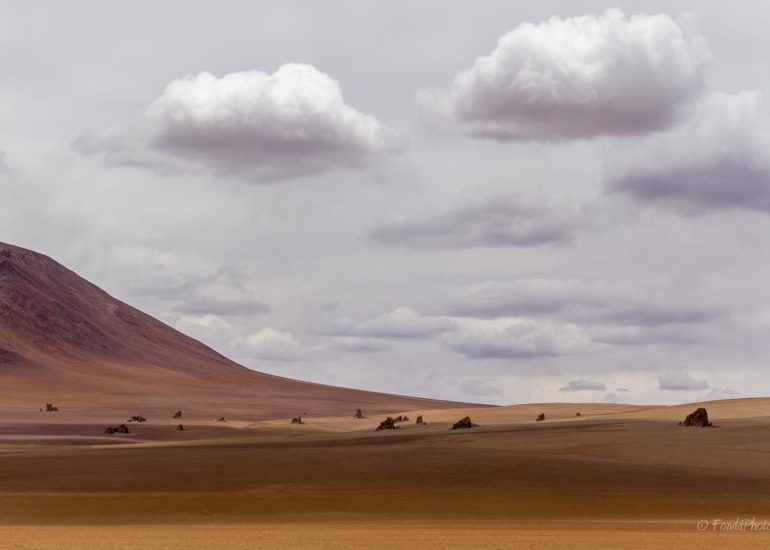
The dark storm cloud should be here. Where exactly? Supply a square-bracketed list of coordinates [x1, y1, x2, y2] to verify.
[606, 92, 770, 212]
[369, 197, 577, 250]
[173, 297, 270, 316]
[77, 64, 404, 182]
[419, 9, 709, 141]
[558, 379, 606, 392]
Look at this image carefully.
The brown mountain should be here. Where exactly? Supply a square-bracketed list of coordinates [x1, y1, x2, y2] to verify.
[0, 242, 469, 417]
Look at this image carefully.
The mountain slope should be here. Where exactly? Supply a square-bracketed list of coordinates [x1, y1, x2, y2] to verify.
[0, 243, 472, 417]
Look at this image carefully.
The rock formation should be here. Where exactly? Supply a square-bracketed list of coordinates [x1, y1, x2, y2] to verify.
[575, 412, 581, 417]
[126, 415, 146, 423]
[45, 403, 59, 412]
[104, 424, 130, 434]
[451, 416, 476, 429]
[679, 407, 712, 427]
[291, 416, 304, 424]
[536, 413, 545, 422]
[416, 415, 426, 425]
[376, 417, 398, 431]
[176, 424, 185, 431]
[172, 410, 183, 419]
[354, 409, 364, 419]
[216, 417, 226, 422]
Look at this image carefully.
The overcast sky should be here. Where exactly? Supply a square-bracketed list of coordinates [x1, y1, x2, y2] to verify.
[3, 1, 770, 405]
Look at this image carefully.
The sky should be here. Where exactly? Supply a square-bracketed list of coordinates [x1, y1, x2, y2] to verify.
[3, 1, 770, 405]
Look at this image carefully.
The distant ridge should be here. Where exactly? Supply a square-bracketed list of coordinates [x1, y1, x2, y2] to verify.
[0, 242, 476, 417]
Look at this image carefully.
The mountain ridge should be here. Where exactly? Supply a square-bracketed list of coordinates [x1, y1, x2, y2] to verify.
[0, 242, 474, 417]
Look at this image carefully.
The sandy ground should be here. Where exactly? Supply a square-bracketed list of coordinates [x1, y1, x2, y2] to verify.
[2, 398, 770, 548]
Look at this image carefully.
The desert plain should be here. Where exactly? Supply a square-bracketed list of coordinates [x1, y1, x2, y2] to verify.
[3, 398, 770, 549]
[2, 244, 770, 548]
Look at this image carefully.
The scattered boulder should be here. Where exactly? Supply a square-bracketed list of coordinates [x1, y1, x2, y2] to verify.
[291, 416, 304, 424]
[536, 413, 545, 422]
[45, 403, 59, 412]
[575, 412, 582, 417]
[216, 417, 226, 422]
[394, 415, 404, 423]
[354, 409, 365, 419]
[105, 424, 130, 435]
[402, 416, 410, 422]
[176, 424, 185, 431]
[679, 407, 712, 427]
[126, 415, 146, 423]
[416, 415, 426, 425]
[376, 417, 399, 431]
[172, 410, 183, 419]
[451, 416, 476, 429]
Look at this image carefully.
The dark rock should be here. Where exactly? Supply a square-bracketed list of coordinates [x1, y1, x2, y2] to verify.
[679, 407, 712, 427]
[126, 415, 146, 423]
[291, 416, 304, 424]
[176, 424, 185, 431]
[45, 403, 59, 412]
[216, 417, 226, 422]
[394, 415, 404, 423]
[536, 413, 545, 422]
[376, 417, 399, 431]
[172, 410, 182, 419]
[451, 416, 476, 429]
[105, 424, 130, 434]
[575, 412, 581, 417]
[354, 409, 365, 419]
[416, 415, 426, 425]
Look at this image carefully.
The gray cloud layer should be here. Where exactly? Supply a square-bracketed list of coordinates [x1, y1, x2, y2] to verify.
[658, 371, 709, 391]
[4, 2, 769, 405]
[559, 379, 607, 392]
[605, 92, 770, 212]
[369, 197, 577, 249]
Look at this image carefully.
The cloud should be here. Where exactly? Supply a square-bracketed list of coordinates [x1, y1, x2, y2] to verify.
[419, 9, 709, 141]
[658, 371, 709, 391]
[336, 307, 457, 339]
[369, 197, 577, 250]
[459, 378, 502, 397]
[606, 91, 770, 212]
[446, 318, 587, 359]
[558, 379, 607, 392]
[77, 64, 403, 182]
[704, 387, 740, 400]
[330, 336, 388, 353]
[590, 325, 710, 347]
[234, 327, 302, 361]
[173, 297, 270, 316]
[174, 314, 235, 350]
[445, 279, 721, 328]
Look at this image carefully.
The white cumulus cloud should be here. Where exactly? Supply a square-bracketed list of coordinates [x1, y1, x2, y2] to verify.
[234, 327, 302, 361]
[78, 63, 403, 182]
[419, 9, 709, 141]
